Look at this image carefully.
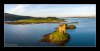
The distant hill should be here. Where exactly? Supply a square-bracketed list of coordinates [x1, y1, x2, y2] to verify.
[4, 13, 63, 21]
[4, 13, 33, 21]
[62, 16, 96, 18]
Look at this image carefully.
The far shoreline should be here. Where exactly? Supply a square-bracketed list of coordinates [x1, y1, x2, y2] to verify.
[61, 17, 96, 18]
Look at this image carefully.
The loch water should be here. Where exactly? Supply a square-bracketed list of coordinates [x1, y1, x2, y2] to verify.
[4, 18, 96, 47]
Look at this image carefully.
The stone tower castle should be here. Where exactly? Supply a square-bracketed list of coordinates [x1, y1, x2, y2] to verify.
[56, 23, 66, 34]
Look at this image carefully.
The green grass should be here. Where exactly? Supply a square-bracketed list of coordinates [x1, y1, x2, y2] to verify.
[49, 31, 69, 42]
[16, 18, 65, 23]
[5, 17, 65, 24]
[41, 31, 70, 46]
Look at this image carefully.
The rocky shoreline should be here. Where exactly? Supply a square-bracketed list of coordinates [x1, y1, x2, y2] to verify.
[41, 23, 76, 46]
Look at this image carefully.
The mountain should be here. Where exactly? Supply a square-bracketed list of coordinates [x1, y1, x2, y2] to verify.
[4, 13, 33, 21]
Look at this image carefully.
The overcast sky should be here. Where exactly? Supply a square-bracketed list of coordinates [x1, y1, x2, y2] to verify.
[4, 4, 96, 17]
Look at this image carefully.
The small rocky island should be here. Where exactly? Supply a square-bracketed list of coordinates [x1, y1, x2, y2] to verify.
[41, 23, 76, 46]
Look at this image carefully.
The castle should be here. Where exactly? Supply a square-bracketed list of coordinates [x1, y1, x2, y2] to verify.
[56, 23, 66, 34]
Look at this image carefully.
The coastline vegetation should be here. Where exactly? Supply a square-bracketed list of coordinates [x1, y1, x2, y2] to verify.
[5, 17, 65, 24]
[41, 31, 70, 46]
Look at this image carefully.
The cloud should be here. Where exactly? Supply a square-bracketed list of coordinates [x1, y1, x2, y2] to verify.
[31, 5, 96, 17]
[32, 5, 95, 13]
[5, 4, 96, 17]
[34, 4, 48, 9]
[6, 4, 48, 16]
[7, 4, 29, 15]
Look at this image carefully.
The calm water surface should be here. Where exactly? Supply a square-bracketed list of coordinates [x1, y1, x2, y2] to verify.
[4, 18, 96, 47]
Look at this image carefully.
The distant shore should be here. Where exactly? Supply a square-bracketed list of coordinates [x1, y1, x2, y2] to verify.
[4, 16, 66, 24]
[62, 17, 96, 18]
[4, 21, 65, 24]
[4, 19, 65, 24]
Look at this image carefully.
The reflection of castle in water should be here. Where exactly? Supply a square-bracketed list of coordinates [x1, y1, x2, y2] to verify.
[41, 23, 70, 46]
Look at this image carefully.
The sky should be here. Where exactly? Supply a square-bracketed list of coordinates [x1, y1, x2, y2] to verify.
[4, 4, 96, 17]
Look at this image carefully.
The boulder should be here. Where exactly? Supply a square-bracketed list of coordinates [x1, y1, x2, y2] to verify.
[67, 25, 76, 29]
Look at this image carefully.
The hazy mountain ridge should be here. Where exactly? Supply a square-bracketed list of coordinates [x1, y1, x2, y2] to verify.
[4, 13, 33, 21]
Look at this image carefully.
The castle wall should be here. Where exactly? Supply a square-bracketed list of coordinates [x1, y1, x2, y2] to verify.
[57, 24, 66, 34]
